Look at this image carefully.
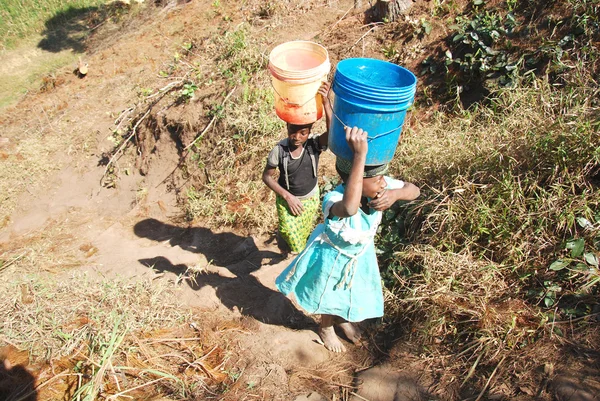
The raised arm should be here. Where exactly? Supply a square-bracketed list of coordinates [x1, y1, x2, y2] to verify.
[317, 81, 332, 148]
[329, 127, 368, 218]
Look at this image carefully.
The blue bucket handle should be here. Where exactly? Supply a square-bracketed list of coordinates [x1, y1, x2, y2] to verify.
[330, 108, 407, 141]
[327, 90, 409, 141]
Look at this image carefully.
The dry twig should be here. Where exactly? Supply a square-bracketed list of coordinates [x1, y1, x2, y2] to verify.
[474, 355, 506, 401]
[101, 107, 152, 183]
[184, 87, 236, 151]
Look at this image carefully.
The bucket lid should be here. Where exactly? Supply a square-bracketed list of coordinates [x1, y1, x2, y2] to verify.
[334, 58, 417, 100]
[268, 41, 331, 83]
[333, 78, 416, 106]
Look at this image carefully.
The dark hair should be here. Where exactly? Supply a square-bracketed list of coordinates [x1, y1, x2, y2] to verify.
[335, 163, 387, 182]
[287, 122, 313, 133]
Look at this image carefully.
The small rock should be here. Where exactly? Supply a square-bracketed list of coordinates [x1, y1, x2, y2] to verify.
[552, 375, 600, 401]
[351, 364, 431, 401]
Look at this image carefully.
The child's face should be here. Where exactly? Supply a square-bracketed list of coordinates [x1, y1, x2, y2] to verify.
[287, 124, 312, 147]
[362, 175, 387, 199]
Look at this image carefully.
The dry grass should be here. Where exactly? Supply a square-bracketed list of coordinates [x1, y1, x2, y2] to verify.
[392, 77, 600, 271]
[0, 245, 242, 400]
[182, 24, 285, 233]
[0, 211, 245, 400]
[379, 74, 600, 398]
[0, 124, 71, 228]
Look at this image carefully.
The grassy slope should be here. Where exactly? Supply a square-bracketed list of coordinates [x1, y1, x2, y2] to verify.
[0, 0, 106, 49]
[376, 0, 600, 394]
[0, 0, 598, 399]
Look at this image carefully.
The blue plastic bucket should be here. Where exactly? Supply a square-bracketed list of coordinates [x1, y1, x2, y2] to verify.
[329, 58, 417, 165]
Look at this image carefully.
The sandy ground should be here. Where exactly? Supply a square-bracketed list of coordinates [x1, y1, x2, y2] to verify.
[2, 1, 599, 400]
[0, 1, 385, 398]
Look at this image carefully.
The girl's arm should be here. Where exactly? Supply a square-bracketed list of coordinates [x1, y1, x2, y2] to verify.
[262, 165, 304, 215]
[329, 127, 368, 218]
[368, 182, 420, 211]
[317, 81, 332, 149]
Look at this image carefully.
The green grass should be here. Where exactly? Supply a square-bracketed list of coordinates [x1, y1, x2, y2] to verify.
[184, 24, 284, 231]
[0, 0, 107, 49]
[0, 44, 77, 108]
[378, 73, 600, 392]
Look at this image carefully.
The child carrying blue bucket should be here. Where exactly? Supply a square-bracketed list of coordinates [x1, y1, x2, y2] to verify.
[276, 126, 420, 352]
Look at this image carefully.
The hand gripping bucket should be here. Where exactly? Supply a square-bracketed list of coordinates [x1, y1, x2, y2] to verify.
[329, 58, 417, 165]
[268, 41, 331, 125]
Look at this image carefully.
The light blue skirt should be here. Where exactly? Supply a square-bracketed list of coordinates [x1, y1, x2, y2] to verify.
[275, 223, 384, 322]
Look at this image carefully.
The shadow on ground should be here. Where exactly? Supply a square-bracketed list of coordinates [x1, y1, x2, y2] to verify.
[37, 1, 131, 53]
[133, 218, 316, 330]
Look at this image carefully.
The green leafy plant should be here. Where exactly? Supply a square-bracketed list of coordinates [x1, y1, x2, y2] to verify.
[547, 217, 600, 293]
[447, 11, 519, 85]
[180, 83, 198, 101]
[207, 103, 224, 120]
[414, 18, 433, 36]
[139, 87, 153, 97]
[381, 43, 398, 59]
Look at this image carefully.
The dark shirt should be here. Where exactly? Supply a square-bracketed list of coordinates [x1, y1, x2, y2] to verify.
[266, 136, 325, 197]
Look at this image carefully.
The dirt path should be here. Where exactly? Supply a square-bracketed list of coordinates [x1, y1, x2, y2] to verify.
[0, 127, 343, 398]
[0, 1, 448, 399]
[0, 4, 363, 398]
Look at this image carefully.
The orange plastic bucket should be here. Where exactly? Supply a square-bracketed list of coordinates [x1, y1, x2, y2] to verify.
[268, 41, 331, 125]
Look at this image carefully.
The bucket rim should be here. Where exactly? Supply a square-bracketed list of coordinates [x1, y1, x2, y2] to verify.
[333, 79, 417, 96]
[268, 40, 330, 81]
[332, 80, 416, 105]
[269, 61, 331, 84]
[335, 57, 418, 90]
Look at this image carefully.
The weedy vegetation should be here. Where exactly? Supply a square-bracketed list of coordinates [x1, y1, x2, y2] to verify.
[1, 0, 599, 399]
[377, 0, 600, 394]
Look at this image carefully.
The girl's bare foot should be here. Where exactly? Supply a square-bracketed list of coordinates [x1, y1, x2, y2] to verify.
[337, 321, 363, 346]
[319, 315, 346, 353]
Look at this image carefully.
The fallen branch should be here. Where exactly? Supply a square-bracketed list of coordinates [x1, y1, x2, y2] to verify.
[349, 25, 379, 50]
[101, 107, 152, 183]
[101, 77, 188, 185]
[112, 107, 135, 136]
[145, 79, 185, 99]
[474, 355, 506, 401]
[114, 107, 134, 126]
[183, 87, 236, 151]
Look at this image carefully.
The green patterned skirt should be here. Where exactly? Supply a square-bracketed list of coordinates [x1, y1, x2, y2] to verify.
[276, 191, 320, 253]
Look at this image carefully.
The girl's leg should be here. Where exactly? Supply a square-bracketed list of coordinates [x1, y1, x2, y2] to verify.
[319, 314, 346, 353]
[335, 317, 363, 346]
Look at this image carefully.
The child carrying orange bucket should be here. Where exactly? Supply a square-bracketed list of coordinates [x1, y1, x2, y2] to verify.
[263, 41, 332, 254]
[262, 82, 332, 254]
